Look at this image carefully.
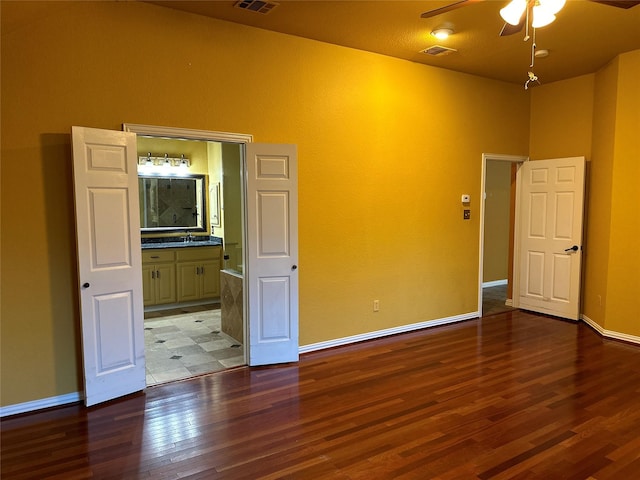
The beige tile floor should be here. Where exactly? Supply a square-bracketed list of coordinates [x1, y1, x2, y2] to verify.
[144, 307, 245, 386]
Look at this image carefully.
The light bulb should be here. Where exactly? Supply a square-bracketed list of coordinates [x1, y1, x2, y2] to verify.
[431, 28, 453, 40]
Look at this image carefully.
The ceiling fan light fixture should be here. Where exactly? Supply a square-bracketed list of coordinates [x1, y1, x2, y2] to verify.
[431, 28, 454, 40]
[531, 4, 556, 27]
[500, 0, 527, 25]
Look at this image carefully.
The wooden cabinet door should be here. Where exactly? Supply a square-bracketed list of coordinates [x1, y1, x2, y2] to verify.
[142, 264, 156, 306]
[201, 260, 220, 298]
[177, 262, 200, 302]
[155, 263, 177, 305]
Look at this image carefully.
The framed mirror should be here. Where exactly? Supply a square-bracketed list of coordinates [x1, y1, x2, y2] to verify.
[138, 174, 207, 232]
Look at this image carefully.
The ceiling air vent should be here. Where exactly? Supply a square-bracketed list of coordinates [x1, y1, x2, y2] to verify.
[234, 0, 279, 14]
[420, 45, 457, 56]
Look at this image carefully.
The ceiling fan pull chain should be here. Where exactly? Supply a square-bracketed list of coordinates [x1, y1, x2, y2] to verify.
[530, 28, 537, 68]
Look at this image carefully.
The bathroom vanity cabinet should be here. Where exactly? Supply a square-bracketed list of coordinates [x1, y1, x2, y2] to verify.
[176, 247, 222, 302]
[142, 250, 177, 307]
[141, 246, 222, 307]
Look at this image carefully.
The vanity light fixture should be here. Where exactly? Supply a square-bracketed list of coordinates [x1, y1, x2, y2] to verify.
[431, 27, 454, 40]
[137, 153, 191, 169]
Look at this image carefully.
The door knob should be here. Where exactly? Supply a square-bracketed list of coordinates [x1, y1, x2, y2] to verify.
[564, 245, 579, 252]
[291, 265, 298, 271]
[82, 282, 90, 288]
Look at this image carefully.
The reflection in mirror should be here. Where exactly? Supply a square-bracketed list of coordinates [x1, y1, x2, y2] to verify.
[139, 175, 206, 232]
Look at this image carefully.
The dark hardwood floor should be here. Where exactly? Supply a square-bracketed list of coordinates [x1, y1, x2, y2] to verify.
[3, 310, 640, 479]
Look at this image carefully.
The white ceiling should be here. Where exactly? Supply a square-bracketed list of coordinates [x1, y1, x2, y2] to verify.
[147, 0, 640, 85]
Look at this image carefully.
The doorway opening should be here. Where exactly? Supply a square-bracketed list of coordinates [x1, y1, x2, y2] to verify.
[73, 125, 299, 405]
[478, 153, 527, 317]
[126, 126, 250, 386]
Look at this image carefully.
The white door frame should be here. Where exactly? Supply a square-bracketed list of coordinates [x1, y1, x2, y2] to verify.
[123, 123, 253, 360]
[478, 153, 528, 316]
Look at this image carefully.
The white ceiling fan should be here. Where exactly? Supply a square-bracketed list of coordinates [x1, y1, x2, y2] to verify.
[421, 0, 640, 36]
[421, 0, 640, 88]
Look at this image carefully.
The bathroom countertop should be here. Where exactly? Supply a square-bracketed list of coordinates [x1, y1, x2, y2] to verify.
[141, 236, 223, 249]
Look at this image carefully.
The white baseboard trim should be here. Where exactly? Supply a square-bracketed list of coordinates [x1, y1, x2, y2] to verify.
[581, 314, 640, 345]
[15, 313, 635, 417]
[299, 311, 479, 354]
[483, 279, 508, 288]
[0, 391, 83, 418]
[505, 298, 513, 307]
[2, 313, 477, 416]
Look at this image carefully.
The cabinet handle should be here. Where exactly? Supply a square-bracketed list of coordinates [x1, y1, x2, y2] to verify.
[150, 255, 160, 259]
[151, 271, 155, 279]
[156, 270, 160, 278]
[201, 266, 205, 274]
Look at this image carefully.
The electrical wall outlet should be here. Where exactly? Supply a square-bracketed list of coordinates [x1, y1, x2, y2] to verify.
[463, 209, 471, 220]
[373, 300, 380, 312]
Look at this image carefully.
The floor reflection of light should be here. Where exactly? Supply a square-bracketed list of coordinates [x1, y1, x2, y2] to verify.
[142, 405, 200, 452]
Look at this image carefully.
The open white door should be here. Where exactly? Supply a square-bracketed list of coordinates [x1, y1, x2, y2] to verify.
[517, 156, 585, 320]
[71, 126, 146, 406]
[245, 143, 299, 365]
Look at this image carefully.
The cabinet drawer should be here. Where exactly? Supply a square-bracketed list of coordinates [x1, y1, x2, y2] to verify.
[176, 246, 221, 262]
[142, 249, 175, 264]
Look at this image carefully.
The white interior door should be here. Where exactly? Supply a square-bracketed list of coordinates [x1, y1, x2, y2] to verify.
[245, 143, 299, 365]
[517, 156, 586, 320]
[71, 126, 146, 406]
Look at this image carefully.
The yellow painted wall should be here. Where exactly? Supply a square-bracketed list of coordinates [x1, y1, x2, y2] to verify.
[529, 74, 601, 320]
[604, 50, 640, 336]
[586, 60, 618, 327]
[483, 160, 512, 283]
[2, 0, 527, 407]
[528, 50, 640, 335]
[529, 74, 594, 160]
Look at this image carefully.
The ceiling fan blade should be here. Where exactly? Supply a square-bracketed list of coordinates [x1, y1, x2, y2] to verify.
[499, 17, 525, 36]
[420, 0, 483, 19]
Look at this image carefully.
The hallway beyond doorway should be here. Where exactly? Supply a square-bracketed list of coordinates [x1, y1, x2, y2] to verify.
[482, 284, 516, 317]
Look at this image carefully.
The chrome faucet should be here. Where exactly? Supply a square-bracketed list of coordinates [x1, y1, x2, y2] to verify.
[185, 232, 193, 243]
